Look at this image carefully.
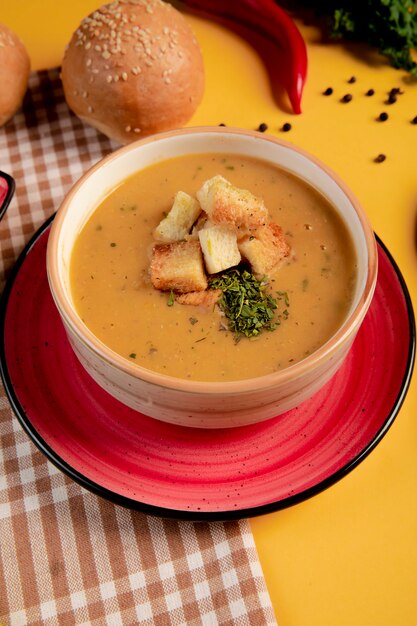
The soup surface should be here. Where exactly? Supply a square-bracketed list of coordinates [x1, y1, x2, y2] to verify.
[70, 153, 357, 382]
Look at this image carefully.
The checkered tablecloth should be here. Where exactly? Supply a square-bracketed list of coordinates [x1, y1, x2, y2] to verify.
[0, 69, 277, 626]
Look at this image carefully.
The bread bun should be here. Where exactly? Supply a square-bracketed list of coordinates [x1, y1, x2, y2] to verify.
[61, 0, 204, 144]
[0, 24, 30, 127]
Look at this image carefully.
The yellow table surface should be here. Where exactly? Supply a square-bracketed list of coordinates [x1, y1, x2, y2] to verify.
[3, 2, 417, 625]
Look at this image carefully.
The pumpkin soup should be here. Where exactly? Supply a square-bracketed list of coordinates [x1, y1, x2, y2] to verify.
[70, 153, 357, 382]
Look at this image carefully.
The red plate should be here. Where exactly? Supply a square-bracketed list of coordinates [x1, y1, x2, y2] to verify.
[0, 218, 414, 520]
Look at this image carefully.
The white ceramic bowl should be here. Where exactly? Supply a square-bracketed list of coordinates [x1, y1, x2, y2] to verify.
[46, 127, 378, 428]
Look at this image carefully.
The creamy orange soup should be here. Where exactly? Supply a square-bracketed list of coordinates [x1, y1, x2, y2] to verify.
[70, 153, 357, 382]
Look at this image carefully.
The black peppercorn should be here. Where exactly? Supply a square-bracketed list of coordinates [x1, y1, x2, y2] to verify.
[341, 94, 352, 103]
[378, 112, 389, 121]
[348, 76, 356, 84]
[374, 154, 386, 163]
[257, 123, 268, 132]
[281, 123, 292, 132]
[219, 123, 226, 126]
[411, 116, 417, 125]
[365, 89, 375, 96]
[386, 93, 397, 104]
[323, 87, 333, 96]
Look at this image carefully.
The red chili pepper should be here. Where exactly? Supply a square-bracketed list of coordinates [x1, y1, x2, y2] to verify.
[180, 0, 307, 114]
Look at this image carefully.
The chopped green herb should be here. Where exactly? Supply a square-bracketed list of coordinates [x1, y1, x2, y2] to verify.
[209, 268, 289, 338]
[129, 353, 136, 359]
[167, 290, 175, 307]
[276, 290, 290, 307]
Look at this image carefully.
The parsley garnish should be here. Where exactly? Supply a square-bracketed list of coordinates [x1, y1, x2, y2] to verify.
[167, 290, 175, 306]
[305, 0, 417, 76]
[209, 268, 288, 338]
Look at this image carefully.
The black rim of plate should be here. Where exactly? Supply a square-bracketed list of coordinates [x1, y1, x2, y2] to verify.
[0, 170, 16, 222]
[0, 216, 415, 521]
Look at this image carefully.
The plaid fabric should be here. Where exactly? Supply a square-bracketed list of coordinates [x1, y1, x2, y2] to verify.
[0, 69, 277, 626]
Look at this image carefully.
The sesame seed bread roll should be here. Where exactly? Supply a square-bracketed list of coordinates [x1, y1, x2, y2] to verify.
[61, 0, 205, 143]
[0, 24, 30, 127]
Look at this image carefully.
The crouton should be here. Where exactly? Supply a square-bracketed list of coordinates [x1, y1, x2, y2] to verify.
[176, 289, 222, 307]
[198, 223, 241, 274]
[154, 191, 201, 242]
[188, 213, 209, 240]
[238, 222, 290, 276]
[150, 240, 207, 293]
[196, 175, 268, 229]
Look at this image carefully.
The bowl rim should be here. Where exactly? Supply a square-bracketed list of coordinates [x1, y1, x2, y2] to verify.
[46, 125, 378, 395]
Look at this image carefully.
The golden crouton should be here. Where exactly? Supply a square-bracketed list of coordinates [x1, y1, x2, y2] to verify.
[198, 223, 241, 274]
[150, 240, 208, 293]
[196, 175, 268, 229]
[238, 222, 290, 276]
[154, 191, 201, 242]
[188, 213, 209, 240]
[176, 289, 222, 307]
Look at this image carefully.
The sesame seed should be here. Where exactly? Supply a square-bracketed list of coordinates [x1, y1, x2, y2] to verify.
[86, 58, 92, 67]
[102, 50, 111, 59]
[133, 128, 141, 133]
[106, 75, 113, 83]
[125, 125, 131, 132]
[121, 72, 128, 81]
